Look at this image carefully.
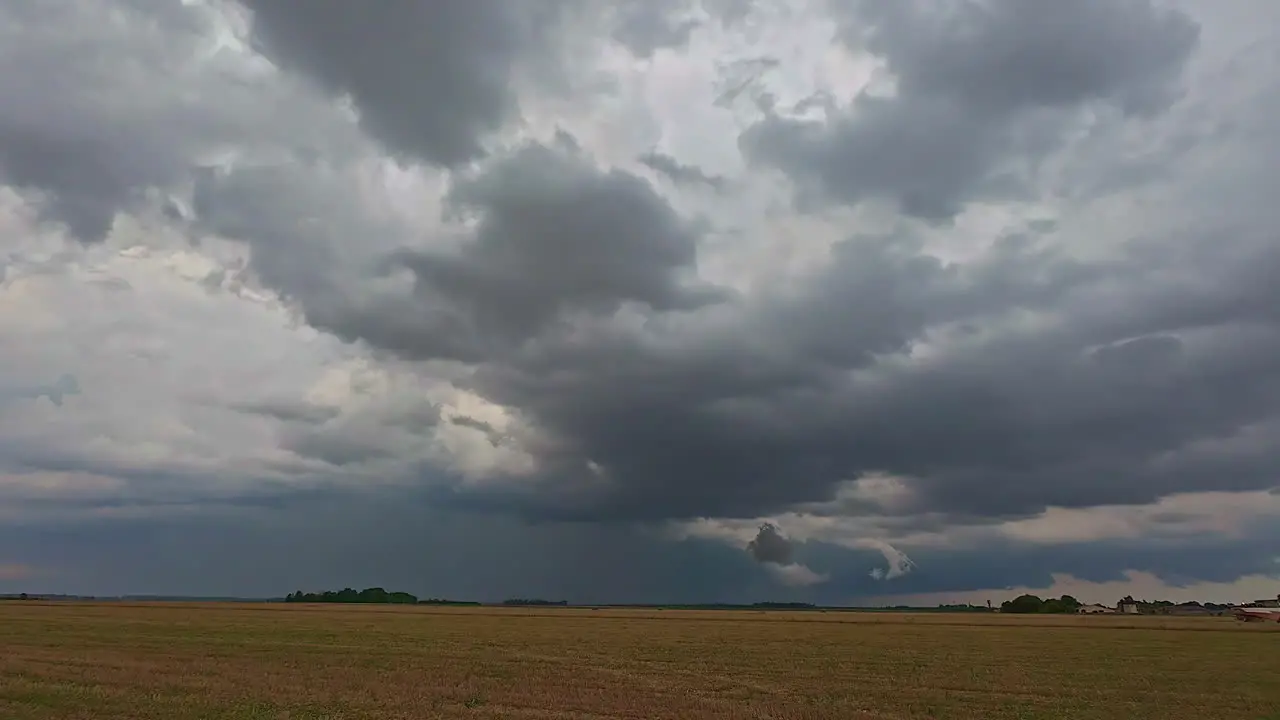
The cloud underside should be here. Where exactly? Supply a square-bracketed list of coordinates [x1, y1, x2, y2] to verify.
[2, 0, 1280, 600]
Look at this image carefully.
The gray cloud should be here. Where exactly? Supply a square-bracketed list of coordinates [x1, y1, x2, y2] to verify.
[843, 0, 1199, 115]
[0, 375, 79, 408]
[359, 139, 728, 359]
[745, 522, 793, 564]
[0, 2, 205, 240]
[611, 0, 762, 58]
[279, 430, 392, 468]
[230, 400, 340, 425]
[742, 0, 1200, 219]
[0, 0, 353, 243]
[240, 0, 741, 165]
[713, 56, 780, 110]
[189, 161, 372, 323]
[449, 416, 509, 448]
[273, 399, 442, 469]
[444, 216, 1280, 526]
[611, 0, 701, 58]
[638, 150, 727, 190]
[240, 0, 572, 167]
[193, 136, 727, 364]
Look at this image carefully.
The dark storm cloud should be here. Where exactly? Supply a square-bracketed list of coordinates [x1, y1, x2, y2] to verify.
[845, 0, 1199, 115]
[240, 0, 572, 167]
[441, 220, 1280, 525]
[745, 523, 793, 564]
[189, 162, 377, 319]
[638, 151, 727, 190]
[241, 0, 738, 164]
[0, 2, 216, 240]
[0, 1, 357, 244]
[741, 0, 1200, 219]
[0, 128, 133, 241]
[190, 134, 728, 365]
[337, 139, 727, 360]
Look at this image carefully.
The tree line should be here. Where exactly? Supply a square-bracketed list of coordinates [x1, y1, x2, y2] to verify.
[284, 587, 420, 604]
[999, 594, 1083, 614]
[282, 588, 573, 606]
[999, 593, 1237, 614]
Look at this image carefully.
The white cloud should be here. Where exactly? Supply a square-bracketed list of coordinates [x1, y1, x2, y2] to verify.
[857, 539, 916, 580]
[767, 562, 829, 587]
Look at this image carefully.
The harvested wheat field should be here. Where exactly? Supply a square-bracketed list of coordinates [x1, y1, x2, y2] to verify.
[2, 602, 1279, 720]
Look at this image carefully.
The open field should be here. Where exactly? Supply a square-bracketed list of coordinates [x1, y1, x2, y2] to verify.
[3, 603, 1279, 720]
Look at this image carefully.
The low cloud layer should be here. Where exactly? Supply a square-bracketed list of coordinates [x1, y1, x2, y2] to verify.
[2, 0, 1279, 602]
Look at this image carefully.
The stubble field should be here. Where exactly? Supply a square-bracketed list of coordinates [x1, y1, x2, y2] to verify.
[2, 602, 1279, 720]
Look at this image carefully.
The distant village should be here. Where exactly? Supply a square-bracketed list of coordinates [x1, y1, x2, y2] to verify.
[997, 592, 1280, 621]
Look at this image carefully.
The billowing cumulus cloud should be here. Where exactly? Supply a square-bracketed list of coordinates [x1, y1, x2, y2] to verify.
[742, 0, 1200, 218]
[862, 541, 916, 581]
[746, 523, 792, 564]
[745, 523, 829, 587]
[239, 0, 569, 167]
[2, 0, 1279, 604]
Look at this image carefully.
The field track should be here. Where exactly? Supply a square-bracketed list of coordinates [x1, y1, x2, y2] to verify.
[3, 602, 1279, 719]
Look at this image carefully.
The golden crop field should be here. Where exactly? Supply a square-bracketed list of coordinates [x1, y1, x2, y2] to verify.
[2, 602, 1279, 720]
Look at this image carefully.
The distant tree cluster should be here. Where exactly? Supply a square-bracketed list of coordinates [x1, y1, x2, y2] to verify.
[1000, 594, 1082, 614]
[285, 588, 419, 604]
[501, 598, 568, 606]
[1115, 595, 1232, 614]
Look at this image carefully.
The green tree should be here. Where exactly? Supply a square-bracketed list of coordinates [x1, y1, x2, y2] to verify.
[1001, 594, 1044, 614]
[283, 587, 421, 605]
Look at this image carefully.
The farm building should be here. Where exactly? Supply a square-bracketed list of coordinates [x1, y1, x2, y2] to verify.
[1117, 601, 1140, 614]
[1077, 604, 1114, 614]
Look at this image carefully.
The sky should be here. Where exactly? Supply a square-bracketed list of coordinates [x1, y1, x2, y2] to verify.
[2, 0, 1279, 607]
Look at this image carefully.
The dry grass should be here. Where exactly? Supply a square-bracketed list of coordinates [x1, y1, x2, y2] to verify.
[2, 602, 1279, 719]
